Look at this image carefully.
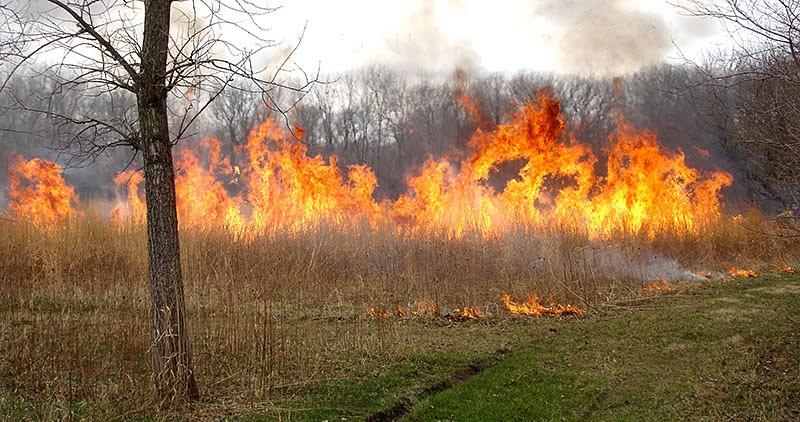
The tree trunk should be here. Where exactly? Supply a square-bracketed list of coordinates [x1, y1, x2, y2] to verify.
[138, 0, 199, 402]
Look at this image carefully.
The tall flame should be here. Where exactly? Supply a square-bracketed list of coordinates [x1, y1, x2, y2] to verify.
[244, 119, 384, 233]
[175, 138, 245, 231]
[113, 170, 145, 225]
[393, 93, 731, 238]
[7, 154, 77, 226]
[9, 92, 733, 239]
[585, 123, 733, 237]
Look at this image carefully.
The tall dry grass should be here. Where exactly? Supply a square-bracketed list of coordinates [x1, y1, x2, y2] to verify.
[0, 209, 797, 417]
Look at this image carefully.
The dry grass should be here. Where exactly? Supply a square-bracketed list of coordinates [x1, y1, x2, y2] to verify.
[0, 209, 797, 418]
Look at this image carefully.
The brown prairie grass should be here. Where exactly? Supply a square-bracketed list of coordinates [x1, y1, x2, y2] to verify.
[0, 208, 797, 417]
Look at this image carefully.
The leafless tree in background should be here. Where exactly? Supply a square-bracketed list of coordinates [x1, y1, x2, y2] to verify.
[0, 0, 317, 402]
[677, 0, 800, 213]
[208, 81, 264, 148]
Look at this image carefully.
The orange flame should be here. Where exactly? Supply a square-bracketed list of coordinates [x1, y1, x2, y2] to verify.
[392, 93, 731, 239]
[412, 299, 440, 317]
[366, 301, 484, 321]
[244, 119, 384, 234]
[366, 306, 412, 319]
[366, 308, 390, 319]
[5, 92, 731, 241]
[729, 268, 757, 278]
[7, 154, 77, 226]
[449, 306, 486, 321]
[112, 170, 145, 225]
[642, 280, 675, 295]
[175, 138, 245, 231]
[500, 293, 585, 317]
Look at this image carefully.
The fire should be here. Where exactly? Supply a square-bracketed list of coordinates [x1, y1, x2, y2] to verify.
[7, 91, 733, 241]
[642, 280, 675, 295]
[729, 268, 758, 278]
[113, 170, 145, 225]
[366, 308, 390, 319]
[104, 92, 732, 239]
[500, 293, 585, 317]
[585, 123, 732, 237]
[393, 157, 506, 237]
[110, 122, 385, 234]
[366, 306, 411, 319]
[393, 93, 731, 239]
[413, 299, 440, 317]
[366, 301, 434, 319]
[448, 306, 486, 321]
[244, 119, 384, 234]
[366, 301, 484, 321]
[6, 154, 77, 226]
[175, 138, 245, 231]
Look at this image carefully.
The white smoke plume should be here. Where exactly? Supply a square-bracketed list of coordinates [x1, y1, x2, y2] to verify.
[531, 0, 673, 76]
[363, 0, 701, 76]
[373, 0, 480, 73]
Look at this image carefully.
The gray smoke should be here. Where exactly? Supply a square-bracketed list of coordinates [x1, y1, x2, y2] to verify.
[369, 0, 685, 76]
[590, 245, 714, 283]
[533, 0, 673, 76]
[373, 0, 479, 73]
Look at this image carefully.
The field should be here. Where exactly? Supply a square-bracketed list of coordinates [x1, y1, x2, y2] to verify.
[0, 212, 798, 419]
[2, 0, 800, 418]
[2, 92, 799, 419]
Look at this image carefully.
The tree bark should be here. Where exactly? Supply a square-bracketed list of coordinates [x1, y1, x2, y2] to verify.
[138, 0, 199, 401]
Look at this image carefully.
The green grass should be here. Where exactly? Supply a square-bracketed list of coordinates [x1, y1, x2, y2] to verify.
[258, 321, 521, 421]
[405, 273, 800, 421]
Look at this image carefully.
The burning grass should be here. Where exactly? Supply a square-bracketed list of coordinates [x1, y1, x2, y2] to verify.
[366, 303, 487, 322]
[1, 93, 799, 417]
[1, 195, 798, 418]
[642, 280, 676, 295]
[7, 92, 738, 240]
[729, 268, 759, 278]
[499, 294, 586, 317]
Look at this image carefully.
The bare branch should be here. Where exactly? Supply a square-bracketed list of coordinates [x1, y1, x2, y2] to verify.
[44, 0, 139, 81]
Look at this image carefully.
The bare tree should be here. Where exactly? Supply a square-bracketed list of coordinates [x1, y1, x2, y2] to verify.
[0, 0, 317, 402]
[208, 82, 264, 147]
[676, 0, 800, 211]
[678, 0, 799, 68]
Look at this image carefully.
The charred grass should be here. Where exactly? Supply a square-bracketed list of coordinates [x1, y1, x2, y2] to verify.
[0, 212, 798, 419]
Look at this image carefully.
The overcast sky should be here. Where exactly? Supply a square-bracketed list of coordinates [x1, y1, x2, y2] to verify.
[262, 0, 728, 76]
[15, 0, 732, 77]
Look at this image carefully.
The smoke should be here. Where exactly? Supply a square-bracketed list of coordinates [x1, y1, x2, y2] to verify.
[366, 0, 685, 76]
[372, 0, 480, 73]
[593, 246, 712, 282]
[533, 0, 673, 76]
[201, 0, 727, 76]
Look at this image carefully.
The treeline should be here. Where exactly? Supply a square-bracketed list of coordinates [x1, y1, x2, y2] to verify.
[1, 58, 797, 212]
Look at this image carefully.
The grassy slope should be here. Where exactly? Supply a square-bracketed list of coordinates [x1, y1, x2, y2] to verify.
[407, 273, 800, 421]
